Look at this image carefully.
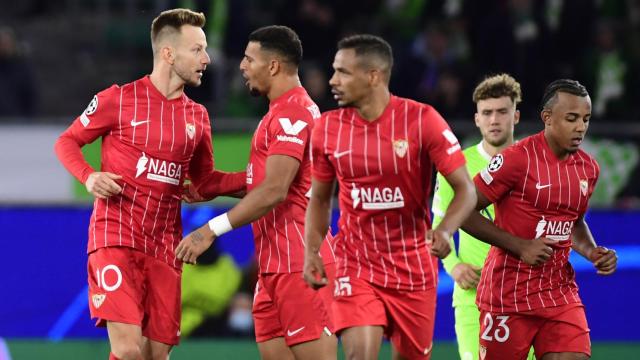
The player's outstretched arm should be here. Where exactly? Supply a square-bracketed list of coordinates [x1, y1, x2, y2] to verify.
[461, 187, 554, 266]
[431, 166, 476, 259]
[176, 226, 216, 265]
[432, 174, 463, 275]
[177, 154, 299, 264]
[303, 178, 335, 290]
[189, 170, 247, 202]
[183, 171, 247, 203]
[572, 215, 617, 275]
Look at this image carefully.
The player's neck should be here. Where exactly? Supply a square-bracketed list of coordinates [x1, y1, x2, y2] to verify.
[543, 131, 570, 160]
[356, 89, 390, 121]
[481, 137, 514, 157]
[267, 75, 301, 102]
[149, 70, 185, 100]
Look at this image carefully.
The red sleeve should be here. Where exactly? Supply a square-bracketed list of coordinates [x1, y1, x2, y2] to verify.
[473, 145, 525, 203]
[422, 105, 465, 176]
[188, 108, 246, 197]
[310, 113, 336, 182]
[53, 85, 120, 183]
[266, 104, 312, 161]
[196, 171, 246, 199]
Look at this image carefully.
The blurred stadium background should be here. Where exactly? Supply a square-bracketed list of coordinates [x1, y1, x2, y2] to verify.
[1, 0, 639, 359]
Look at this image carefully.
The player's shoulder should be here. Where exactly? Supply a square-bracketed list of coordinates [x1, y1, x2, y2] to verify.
[95, 83, 122, 99]
[273, 99, 320, 122]
[503, 135, 536, 157]
[395, 95, 439, 116]
[575, 147, 600, 171]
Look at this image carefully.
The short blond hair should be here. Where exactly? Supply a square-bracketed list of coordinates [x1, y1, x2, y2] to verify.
[150, 8, 205, 53]
[472, 73, 522, 105]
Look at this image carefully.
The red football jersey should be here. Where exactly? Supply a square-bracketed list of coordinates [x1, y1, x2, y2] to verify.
[247, 86, 335, 274]
[55, 76, 244, 268]
[474, 131, 600, 313]
[311, 95, 466, 291]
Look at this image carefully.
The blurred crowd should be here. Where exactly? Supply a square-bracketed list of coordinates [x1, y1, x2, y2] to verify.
[0, 0, 639, 123]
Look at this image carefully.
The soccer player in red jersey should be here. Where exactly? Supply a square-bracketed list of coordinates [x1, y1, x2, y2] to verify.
[54, 9, 245, 360]
[303, 34, 476, 360]
[462, 79, 618, 360]
[176, 26, 337, 360]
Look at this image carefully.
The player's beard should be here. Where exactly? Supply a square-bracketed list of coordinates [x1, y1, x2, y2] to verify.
[486, 135, 508, 148]
[249, 86, 262, 97]
[485, 129, 510, 148]
[175, 65, 201, 87]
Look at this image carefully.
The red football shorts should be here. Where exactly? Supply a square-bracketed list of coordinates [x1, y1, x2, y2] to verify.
[87, 247, 181, 345]
[332, 275, 437, 359]
[478, 302, 590, 360]
[253, 264, 335, 346]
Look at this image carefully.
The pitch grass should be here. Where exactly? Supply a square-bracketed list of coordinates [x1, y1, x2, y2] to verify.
[7, 340, 640, 359]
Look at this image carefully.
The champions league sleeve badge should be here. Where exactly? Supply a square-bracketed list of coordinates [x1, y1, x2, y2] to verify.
[488, 154, 504, 173]
[80, 95, 98, 127]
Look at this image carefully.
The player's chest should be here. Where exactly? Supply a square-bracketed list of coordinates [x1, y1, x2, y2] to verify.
[326, 120, 422, 180]
[519, 158, 597, 214]
[115, 101, 203, 156]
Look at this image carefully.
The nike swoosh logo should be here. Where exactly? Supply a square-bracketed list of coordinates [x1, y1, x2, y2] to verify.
[423, 343, 433, 355]
[535, 183, 551, 190]
[130, 120, 150, 127]
[333, 150, 352, 159]
[287, 326, 305, 337]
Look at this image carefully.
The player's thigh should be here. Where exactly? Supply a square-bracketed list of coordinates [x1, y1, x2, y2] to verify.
[332, 275, 387, 332]
[533, 303, 590, 359]
[479, 310, 538, 360]
[258, 337, 295, 360]
[142, 255, 181, 346]
[341, 326, 385, 360]
[253, 276, 284, 343]
[290, 331, 337, 360]
[332, 276, 386, 359]
[271, 270, 335, 347]
[382, 286, 436, 359]
[454, 305, 481, 360]
[88, 247, 144, 326]
[106, 321, 143, 358]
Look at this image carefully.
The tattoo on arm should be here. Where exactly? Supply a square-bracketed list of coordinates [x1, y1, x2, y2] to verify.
[191, 231, 205, 246]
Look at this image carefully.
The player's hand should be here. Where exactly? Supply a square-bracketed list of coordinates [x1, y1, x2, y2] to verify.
[427, 229, 452, 259]
[588, 246, 617, 275]
[175, 224, 216, 265]
[303, 249, 328, 290]
[182, 182, 206, 203]
[451, 263, 482, 290]
[518, 237, 554, 266]
[85, 172, 122, 199]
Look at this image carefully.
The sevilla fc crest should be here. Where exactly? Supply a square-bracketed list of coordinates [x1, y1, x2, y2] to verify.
[186, 123, 196, 139]
[479, 345, 487, 360]
[393, 139, 408, 158]
[580, 179, 588, 196]
[92, 293, 106, 309]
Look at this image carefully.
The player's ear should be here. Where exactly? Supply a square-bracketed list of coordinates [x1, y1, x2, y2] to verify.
[474, 112, 481, 128]
[162, 46, 175, 65]
[369, 68, 381, 86]
[540, 109, 552, 126]
[514, 109, 521, 125]
[269, 59, 280, 77]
